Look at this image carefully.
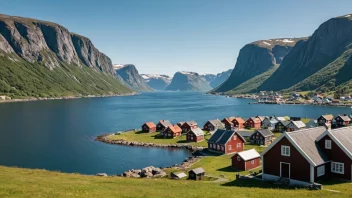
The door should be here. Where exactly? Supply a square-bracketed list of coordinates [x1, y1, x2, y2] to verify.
[280, 162, 290, 178]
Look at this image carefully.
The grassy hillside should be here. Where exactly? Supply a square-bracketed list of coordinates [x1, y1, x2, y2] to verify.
[0, 55, 133, 98]
[0, 166, 350, 197]
[225, 65, 279, 95]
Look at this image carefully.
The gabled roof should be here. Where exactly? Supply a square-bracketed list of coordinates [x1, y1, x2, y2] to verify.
[256, 116, 266, 122]
[190, 167, 205, 174]
[306, 120, 317, 128]
[177, 121, 185, 125]
[247, 117, 261, 124]
[275, 117, 287, 121]
[336, 115, 351, 122]
[171, 172, 187, 178]
[278, 120, 290, 126]
[329, 127, 352, 158]
[320, 114, 334, 121]
[233, 117, 245, 124]
[208, 129, 246, 145]
[184, 121, 198, 127]
[290, 121, 306, 128]
[254, 129, 274, 137]
[235, 149, 260, 161]
[208, 119, 225, 128]
[144, 122, 156, 128]
[262, 127, 329, 166]
[159, 120, 172, 127]
[166, 125, 182, 133]
[190, 127, 205, 136]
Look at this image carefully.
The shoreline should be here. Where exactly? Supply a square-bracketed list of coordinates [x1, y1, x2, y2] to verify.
[0, 92, 139, 104]
[95, 133, 206, 153]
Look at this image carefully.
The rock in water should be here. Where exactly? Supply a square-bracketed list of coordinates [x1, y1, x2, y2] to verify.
[166, 71, 212, 92]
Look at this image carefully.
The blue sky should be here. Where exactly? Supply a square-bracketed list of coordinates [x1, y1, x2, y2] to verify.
[1, 0, 352, 76]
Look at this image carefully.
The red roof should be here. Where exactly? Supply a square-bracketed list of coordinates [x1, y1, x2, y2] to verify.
[144, 122, 156, 128]
[246, 117, 261, 124]
[233, 117, 245, 124]
[168, 125, 182, 134]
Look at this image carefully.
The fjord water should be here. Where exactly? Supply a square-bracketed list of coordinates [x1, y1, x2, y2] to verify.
[0, 92, 351, 175]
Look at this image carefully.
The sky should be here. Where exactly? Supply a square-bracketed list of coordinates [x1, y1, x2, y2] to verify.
[1, 0, 352, 76]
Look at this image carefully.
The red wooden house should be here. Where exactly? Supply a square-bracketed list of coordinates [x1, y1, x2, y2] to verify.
[244, 117, 261, 129]
[156, 120, 172, 132]
[162, 124, 182, 138]
[262, 126, 352, 186]
[187, 127, 205, 142]
[141, 122, 156, 133]
[203, 119, 225, 131]
[207, 129, 246, 154]
[221, 117, 235, 130]
[232, 117, 245, 129]
[181, 121, 198, 133]
[232, 149, 261, 171]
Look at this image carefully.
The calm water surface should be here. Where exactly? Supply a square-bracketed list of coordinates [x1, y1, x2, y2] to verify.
[0, 92, 351, 174]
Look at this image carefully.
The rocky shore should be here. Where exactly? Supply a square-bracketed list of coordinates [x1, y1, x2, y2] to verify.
[0, 92, 138, 104]
[95, 133, 206, 152]
[121, 156, 202, 179]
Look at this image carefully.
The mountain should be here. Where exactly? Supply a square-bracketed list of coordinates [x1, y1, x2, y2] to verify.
[213, 38, 305, 93]
[209, 69, 233, 88]
[115, 64, 154, 92]
[0, 14, 133, 98]
[165, 71, 212, 92]
[201, 74, 216, 84]
[141, 74, 171, 90]
[259, 14, 352, 93]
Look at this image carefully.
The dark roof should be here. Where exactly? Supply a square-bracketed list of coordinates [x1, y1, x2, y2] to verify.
[255, 129, 274, 137]
[279, 120, 290, 126]
[208, 129, 245, 145]
[189, 167, 205, 174]
[237, 131, 254, 138]
[287, 127, 329, 166]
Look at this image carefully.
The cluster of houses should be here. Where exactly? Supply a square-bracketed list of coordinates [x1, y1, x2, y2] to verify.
[313, 93, 352, 104]
[141, 120, 205, 142]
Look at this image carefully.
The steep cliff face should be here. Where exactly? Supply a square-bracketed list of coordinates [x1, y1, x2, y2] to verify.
[115, 64, 154, 92]
[165, 71, 212, 92]
[141, 74, 171, 90]
[0, 14, 133, 97]
[259, 14, 352, 91]
[213, 38, 304, 92]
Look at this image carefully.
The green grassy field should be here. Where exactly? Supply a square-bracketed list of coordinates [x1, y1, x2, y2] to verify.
[108, 130, 211, 147]
[0, 166, 350, 198]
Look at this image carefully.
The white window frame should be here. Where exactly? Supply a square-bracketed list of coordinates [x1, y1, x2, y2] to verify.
[317, 165, 325, 177]
[237, 156, 241, 161]
[237, 143, 241, 148]
[325, 140, 331, 149]
[281, 145, 290, 156]
[331, 162, 344, 174]
[228, 145, 232, 151]
[251, 160, 254, 164]
[233, 135, 237, 140]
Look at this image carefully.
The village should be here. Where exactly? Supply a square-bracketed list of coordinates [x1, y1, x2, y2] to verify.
[97, 113, 352, 189]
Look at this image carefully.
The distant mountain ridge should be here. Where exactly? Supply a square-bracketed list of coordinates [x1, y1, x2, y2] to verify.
[141, 74, 171, 90]
[115, 64, 154, 92]
[0, 14, 133, 98]
[166, 71, 212, 92]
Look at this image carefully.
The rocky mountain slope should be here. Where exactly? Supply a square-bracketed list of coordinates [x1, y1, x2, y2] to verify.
[165, 71, 212, 92]
[259, 14, 352, 93]
[0, 14, 133, 98]
[213, 38, 305, 93]
[115, 64, 154, 92]
[141, 74, 171, 90]
[209, 69, 233, 88]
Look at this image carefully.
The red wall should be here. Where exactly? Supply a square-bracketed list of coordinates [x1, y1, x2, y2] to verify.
[317, 135, 352, 181]
[232, 154, 261, 170]
[263, 137, 311, 182]
[244, 158, 261, 171]
[225, 133, 244, 154]
[232, 153, 245, 170]
[187, 133, 204, 142]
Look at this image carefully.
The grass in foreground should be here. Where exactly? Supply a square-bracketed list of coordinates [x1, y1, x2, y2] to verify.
[0, 166, 350, 198]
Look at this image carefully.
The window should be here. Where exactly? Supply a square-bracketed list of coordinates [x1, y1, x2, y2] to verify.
[233, 135, 237, 140]
[281, 145, 290, 156]
[317, 165, 325, 177]
[237, 143, 241, 148]
[217, 145, 220, 150]
[237, 156, 241, 161]
[331, 162, 344, 174]
[190, 136, 193, 140]
[228, 145, 232, 150]
[325, 140, 331, 149]
[251, 160, 254, 164]
[221, 146, 224, 151]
